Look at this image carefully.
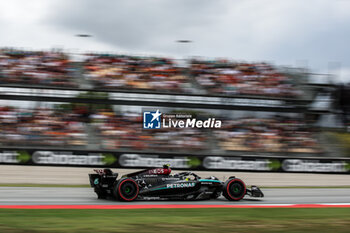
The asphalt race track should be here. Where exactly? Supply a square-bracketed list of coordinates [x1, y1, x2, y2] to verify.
[0, 187, 350, 206]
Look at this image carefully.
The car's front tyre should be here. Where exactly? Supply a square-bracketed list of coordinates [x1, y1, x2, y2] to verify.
[223, 178, 246, 201]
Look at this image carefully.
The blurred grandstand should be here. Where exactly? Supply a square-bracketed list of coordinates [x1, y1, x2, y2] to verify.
[0, 49, 77, 88]
[0, 48, 348, 157]
[190, 59, 303, 98]
[84, 54, 195, 93]
[0, 106, 324, 155]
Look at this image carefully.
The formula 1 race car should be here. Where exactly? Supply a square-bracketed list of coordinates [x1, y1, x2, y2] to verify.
[88, 165, 264, 201]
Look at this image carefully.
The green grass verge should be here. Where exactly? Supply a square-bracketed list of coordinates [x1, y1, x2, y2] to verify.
[0, 208, 349, 233]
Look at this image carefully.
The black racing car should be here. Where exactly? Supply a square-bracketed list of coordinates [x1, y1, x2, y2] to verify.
[88, 165, 264, 201]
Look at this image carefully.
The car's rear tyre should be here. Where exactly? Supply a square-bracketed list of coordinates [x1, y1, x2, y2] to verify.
[223, 178, 246, 201]
[113, 178, 139, 201]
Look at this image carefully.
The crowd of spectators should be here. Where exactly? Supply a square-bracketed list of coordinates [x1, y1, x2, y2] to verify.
[0, 106, 87, 147]
[214, 116, 321, 153]
[84, 54, 194, 93]
[0, 49, 307, 99]
[0, 49, 325, 155]
[0, 105, 321, 154]
[0, 49, 77, 87]
[90, 109, 207, 152]
[191, 59, 303, 98]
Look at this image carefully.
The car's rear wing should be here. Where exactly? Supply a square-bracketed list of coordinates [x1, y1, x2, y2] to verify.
[88, 169, 118, 187]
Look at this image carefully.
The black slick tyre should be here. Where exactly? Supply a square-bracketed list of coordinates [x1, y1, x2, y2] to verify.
[223, 178, 246, 201]
[113, 178, 139, 201]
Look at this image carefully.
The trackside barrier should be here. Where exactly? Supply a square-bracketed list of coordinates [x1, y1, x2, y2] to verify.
[0, 148, 349, 174]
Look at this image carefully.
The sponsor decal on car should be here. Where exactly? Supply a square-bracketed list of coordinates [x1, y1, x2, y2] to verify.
[166, 182, 196, 188]
[162, 177, 180, 181]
